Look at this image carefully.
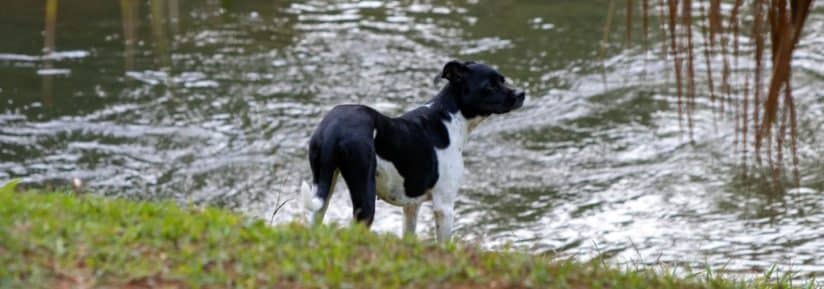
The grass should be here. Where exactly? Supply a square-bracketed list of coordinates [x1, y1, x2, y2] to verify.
[0, 180, 806, 289]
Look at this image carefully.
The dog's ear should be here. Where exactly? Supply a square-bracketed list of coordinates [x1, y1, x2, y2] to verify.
[440, 60, 469, 83]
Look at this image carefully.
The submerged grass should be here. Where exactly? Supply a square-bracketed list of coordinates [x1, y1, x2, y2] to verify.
[0, 180, 809, 289]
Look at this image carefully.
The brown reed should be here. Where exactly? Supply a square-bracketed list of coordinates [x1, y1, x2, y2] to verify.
[615, 0, 812, 187]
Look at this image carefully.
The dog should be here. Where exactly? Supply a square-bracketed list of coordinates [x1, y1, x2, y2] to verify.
[301, 60, 525, 242]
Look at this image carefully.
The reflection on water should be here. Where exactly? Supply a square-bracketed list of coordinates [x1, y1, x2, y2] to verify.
[41, 0, 58, 106]
[1, 0, 823, 281]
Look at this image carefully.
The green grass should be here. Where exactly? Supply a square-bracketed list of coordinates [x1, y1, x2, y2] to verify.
[0, 180, 805, 288]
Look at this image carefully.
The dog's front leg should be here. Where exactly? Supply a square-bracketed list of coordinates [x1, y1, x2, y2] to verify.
[432, 190, 456, 242]
[403, 204, 420, 238]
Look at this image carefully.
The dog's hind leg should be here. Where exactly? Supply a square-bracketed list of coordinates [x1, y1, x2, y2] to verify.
[403, 204, 420, 238]
[338, 140, 377, 226]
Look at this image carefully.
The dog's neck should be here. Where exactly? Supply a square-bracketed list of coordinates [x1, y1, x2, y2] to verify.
[421, 85, 486, 146]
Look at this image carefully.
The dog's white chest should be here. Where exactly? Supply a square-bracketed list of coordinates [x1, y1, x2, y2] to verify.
[432, 112, 467, 199]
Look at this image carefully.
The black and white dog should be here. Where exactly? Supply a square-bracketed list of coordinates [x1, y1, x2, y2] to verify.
[301, 60, 525, 242]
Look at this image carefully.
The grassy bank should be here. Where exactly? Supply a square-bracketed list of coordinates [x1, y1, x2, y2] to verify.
[0, 180, 796, 289]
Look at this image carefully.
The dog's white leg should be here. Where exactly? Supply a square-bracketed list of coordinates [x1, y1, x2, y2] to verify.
[403, 204, 420, 237]
[432, 203, 454, 242]
[432, 190, 456, 243]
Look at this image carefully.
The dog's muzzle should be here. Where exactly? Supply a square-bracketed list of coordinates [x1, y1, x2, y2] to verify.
[510, 90, 525, 110]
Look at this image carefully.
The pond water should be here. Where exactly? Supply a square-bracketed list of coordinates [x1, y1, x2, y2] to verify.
[2, 0, 823, 281]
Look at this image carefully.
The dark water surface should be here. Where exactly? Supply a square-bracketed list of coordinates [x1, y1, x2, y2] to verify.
[2, 0, 824, 280]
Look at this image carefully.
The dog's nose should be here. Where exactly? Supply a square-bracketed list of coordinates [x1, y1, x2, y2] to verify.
[510, 90, 526, 110]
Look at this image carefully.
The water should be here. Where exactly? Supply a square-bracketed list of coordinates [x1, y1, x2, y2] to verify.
[2, 0, 823, 281]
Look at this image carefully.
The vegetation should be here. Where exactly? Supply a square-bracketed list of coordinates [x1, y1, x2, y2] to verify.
[608, 0, 813, 187]
[0, 180, 808, 288]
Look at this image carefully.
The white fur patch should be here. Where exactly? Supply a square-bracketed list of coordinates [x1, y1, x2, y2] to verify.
[376, 156, 425, 206]
[432, 112, 468, 200]
[301, 181, 324, 212]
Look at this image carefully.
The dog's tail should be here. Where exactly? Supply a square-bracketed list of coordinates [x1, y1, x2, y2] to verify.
[301, 181, 323, 212]
[304, 130, 342, 226]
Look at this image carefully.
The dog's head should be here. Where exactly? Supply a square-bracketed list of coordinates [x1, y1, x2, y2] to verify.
[439, 60, 525, 118]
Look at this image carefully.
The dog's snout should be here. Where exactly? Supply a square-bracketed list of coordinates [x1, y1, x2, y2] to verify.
[509, 90, 525, 110]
